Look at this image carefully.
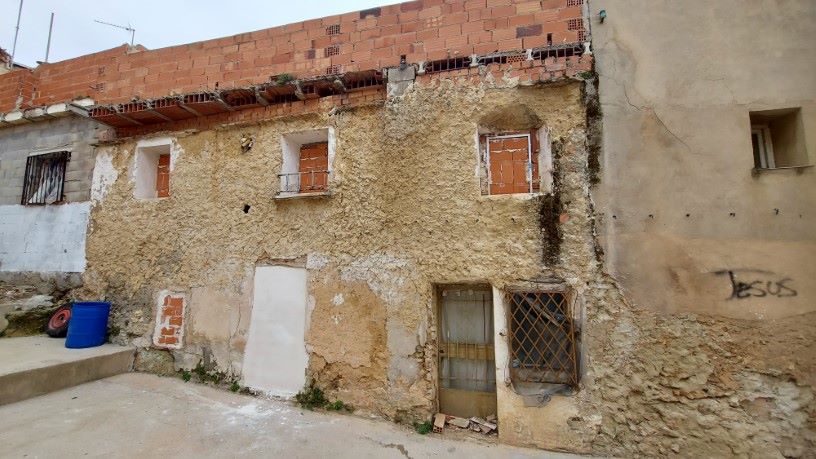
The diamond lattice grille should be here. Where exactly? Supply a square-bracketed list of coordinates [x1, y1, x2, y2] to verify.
[508, 291, 579, 386]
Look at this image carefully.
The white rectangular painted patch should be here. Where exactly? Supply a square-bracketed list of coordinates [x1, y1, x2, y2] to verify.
[242, 266, 309, 398]
[0, 203, 90, 273]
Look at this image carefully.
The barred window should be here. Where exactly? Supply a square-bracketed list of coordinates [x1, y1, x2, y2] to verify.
[21, 151, 70, 205]
[508, 291, 580, 387]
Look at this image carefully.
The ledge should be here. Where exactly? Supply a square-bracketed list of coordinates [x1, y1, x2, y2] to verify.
[274, 191, 332, 200]
[477, 192, 545, 202]
[752, 164, 814, 176]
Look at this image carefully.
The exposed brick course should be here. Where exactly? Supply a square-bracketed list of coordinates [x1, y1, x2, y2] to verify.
[0, 0, 590, 113]
[154, 293, 185, 349]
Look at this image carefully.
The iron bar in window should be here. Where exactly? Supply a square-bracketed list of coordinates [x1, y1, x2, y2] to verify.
[21, 151, 70, 205]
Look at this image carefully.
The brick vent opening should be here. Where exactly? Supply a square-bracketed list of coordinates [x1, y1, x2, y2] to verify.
[324, 45, 340, 57]
[326, 24, 341, 35]
[567, 18, 583, 31]
[566, 0, 584, 6]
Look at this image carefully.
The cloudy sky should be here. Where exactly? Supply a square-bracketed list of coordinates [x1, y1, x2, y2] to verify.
[1, 0, 387, 67]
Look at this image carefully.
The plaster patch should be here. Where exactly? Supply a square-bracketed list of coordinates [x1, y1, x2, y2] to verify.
[90, 148, 118, 205]
[340, 254, 409, 305]
[306, 253, 329, 270]
[331, 293, 344, 306]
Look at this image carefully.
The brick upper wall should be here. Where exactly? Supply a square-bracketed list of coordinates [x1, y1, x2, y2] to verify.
[0, 0, 588, 113]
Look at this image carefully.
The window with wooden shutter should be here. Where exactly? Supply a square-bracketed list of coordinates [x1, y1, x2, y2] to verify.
[298, 142, 329, 193]
[156, 153, 171, 198]
[482, 132, 540, 195]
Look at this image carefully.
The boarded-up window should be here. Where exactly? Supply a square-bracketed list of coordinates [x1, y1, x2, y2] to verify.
[298, 142, 329, 193]
[508, 291, 579, 387]
[156, 153, 170, 198]
[21, 151, 70, 205]
[483, 132, 539, 195]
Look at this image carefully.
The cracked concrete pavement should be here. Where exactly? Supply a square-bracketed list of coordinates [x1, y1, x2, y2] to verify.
[0, 373, 583, 458]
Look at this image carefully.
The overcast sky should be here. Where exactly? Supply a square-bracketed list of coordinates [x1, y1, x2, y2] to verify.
[1, 0, 388, 67]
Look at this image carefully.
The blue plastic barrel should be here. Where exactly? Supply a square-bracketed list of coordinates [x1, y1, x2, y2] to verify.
[65, 302, 111, 349]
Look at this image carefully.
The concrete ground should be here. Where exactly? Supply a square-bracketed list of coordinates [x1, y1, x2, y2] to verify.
[0, 336, 133, 405]
[0, 373, 582, 458]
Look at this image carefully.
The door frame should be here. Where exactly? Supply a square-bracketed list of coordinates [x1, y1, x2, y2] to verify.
[434, 283, 497, 418]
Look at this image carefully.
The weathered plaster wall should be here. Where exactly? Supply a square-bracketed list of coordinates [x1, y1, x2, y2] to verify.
[81, 78, 596, 448]
[579, 0, 816, 456]
[590, 0, 816, 319]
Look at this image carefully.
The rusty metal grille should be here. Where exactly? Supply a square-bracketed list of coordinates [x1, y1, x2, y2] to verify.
[21, 151, 70, 205]
[508, 291, 579, 387]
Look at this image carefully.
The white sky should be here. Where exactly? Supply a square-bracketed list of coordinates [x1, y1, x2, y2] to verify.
[1, 0, 389, 67]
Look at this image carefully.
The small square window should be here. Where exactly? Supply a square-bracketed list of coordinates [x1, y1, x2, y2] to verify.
[749, 108, 810, 169]
[508, 291, 579, 387]
[134, 138, 174, 199]
[479, 131, 541, 195]
[21, 151, 70, 205]
[279, 128, 334, 198]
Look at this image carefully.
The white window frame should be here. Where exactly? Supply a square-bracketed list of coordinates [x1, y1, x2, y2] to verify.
[751, 125, 774, 169]
[278, 128, 335, 198]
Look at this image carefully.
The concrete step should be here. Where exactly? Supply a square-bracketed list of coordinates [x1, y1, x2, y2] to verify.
[0, 335, 134, 406]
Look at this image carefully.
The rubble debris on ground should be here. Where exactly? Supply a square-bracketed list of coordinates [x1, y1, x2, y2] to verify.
[432, 413, 498, 435]
[0, 284, 68, 337]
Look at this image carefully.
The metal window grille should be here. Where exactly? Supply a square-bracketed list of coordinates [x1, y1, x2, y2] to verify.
[21, 151, 70, 205]
[326, 24, 341, 35]
[508, 291, 579, 387]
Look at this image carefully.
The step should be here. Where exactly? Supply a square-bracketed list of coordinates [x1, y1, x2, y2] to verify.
[0, 335, 135, 406]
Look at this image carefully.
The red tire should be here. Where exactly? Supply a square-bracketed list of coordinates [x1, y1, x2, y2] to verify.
[46, 305, 72, 338]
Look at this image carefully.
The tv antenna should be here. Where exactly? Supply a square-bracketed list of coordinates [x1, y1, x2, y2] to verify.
[94, 19, 135, 46]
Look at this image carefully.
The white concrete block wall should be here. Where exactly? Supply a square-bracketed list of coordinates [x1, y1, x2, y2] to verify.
[0, 202, 90, 273]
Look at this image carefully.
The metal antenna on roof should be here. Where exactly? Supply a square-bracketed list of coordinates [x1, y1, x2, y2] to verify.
[44, 12, 54, 63]
[94, 19, 135, 47]
[9, 0, 24, 69]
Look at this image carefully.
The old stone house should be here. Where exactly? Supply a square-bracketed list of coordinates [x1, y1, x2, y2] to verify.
[0, 0, 813, 456]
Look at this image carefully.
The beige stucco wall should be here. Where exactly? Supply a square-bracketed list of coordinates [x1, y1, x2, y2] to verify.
[81, 79, 598, 450]
[580, 0, 816, 456]
[589, 0, 816, 320]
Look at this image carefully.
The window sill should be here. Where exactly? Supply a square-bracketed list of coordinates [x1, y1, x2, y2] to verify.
[275, 191, 332, 200]
[752, 164, 813, 176]
[478, 192, 544, 201]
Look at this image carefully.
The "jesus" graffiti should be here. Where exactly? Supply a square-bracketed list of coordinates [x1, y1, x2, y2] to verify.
[714, 269, 797, 300]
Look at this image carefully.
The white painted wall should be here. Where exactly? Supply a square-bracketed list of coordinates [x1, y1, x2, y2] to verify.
[242, 266, 309, 397]
[0, 202, 90, 272]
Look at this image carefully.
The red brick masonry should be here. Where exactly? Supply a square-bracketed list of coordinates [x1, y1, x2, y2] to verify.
[154, 294, 185, 349]
[0, 0, 590, 113]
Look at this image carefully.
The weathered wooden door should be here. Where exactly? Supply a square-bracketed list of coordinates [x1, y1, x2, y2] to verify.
[437, 286, 497, 418]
